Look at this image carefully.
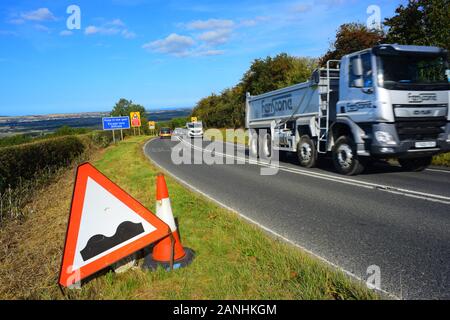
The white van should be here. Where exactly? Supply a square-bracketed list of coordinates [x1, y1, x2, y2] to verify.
[186, 121, 203, 138]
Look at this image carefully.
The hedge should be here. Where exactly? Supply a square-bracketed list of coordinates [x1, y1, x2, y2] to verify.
[0, 136, 85, 192]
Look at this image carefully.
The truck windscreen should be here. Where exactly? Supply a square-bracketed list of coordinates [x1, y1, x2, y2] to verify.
[377, 54, 449, 90]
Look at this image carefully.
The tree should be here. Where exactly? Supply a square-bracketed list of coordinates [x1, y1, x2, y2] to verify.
[319, 23, 385, 66]
[241, 54, 317, 96]
[111, 98, 146, 117]
[191, 54, 317, 128]
[110, 98, 149, 134]
[384, 0, 450, 51]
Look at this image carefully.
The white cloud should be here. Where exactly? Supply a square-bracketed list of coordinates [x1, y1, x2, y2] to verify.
[8, 18, 25, 25]
[60, 30, 73, 36]
[84, 19, 135, 38]
[34, 24, 51, 33]
[121, 29, 136, 39]
[197, 29, 232, 45]
[21, 8, 56, 22]
[196, 49, 225, 56]
[186, 19, 235, 30]
[108, 19, 126, 27]
[239, 16, 270, 27]
[145, 15, 269, 58]
[143, 33, 195, 57]
[292, 4, 312, 13]
[85, 25, 100, 35]
[85, 25, 120, 35]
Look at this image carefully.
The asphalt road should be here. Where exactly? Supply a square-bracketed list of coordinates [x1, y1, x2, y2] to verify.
[144, 136, 450, 299]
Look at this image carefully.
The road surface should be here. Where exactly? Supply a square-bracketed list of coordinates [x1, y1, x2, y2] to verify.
[144, 136, 450, 299]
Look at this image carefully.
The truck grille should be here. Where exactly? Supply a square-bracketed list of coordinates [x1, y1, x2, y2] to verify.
[393, 104, 447, 108]
[395, 117, 447, 141]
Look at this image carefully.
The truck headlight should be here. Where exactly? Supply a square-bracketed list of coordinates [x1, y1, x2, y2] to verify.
[375, 131, 397, 145]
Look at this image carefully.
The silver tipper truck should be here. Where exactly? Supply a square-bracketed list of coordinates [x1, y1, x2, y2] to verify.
[246, 44, 450, 175]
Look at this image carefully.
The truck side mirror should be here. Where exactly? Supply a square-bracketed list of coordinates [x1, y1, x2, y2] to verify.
[352, 58, 363, 77]
[312, 70, 320, 84]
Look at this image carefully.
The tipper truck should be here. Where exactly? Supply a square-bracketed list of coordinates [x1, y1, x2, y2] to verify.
[246, 44, 450, 175]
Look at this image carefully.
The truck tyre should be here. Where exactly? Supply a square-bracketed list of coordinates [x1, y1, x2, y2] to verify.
[398, 157, 432, 172]
[297, 135, 317, 168]
[249, 130, 259, 158]
[260, 131, 272, 159]
[332, 136, 365, 175]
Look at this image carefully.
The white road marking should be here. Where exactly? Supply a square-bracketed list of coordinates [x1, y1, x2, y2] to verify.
[426, 168, 450, 174]
[179, 137, 450, 205]
[143, 138, 400, 299]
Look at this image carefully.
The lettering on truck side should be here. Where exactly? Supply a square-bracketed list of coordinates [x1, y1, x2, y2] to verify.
[345, 101, 374, 112]
[262, 94, 293, 117]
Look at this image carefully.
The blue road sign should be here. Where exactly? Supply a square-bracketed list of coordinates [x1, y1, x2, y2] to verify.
[102, 117, 131, 130]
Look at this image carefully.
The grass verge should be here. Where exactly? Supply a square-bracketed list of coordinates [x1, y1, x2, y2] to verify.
[0, 135, 378, 299]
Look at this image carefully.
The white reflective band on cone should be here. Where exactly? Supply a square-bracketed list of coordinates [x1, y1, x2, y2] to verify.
[156, 198, 177, 232]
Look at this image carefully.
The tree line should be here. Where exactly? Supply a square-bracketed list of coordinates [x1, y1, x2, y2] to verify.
[191, 0, 449, 129]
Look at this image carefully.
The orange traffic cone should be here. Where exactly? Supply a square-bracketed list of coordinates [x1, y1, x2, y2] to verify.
[142, 174, 194, 270]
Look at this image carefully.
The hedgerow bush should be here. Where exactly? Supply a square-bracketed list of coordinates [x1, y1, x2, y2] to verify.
[89, 131, 113, 148]
[0, 136, 85, 193]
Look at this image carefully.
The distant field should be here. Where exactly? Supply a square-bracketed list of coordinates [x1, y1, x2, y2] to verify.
[0, 117, 104, 136]
[0, 109, 192, 137]
[147, 109, 192, 122]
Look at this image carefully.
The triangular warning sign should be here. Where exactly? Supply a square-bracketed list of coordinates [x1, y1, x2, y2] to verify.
[59, 163, 170, 287]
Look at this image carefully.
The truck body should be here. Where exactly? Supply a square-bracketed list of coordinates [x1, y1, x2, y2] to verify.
[186, 121, 204, 138]
[246, 44, 450, 175]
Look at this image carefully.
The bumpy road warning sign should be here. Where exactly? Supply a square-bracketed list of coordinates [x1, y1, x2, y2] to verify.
[130, 112, 141, 127]
[59, 163, 170, 288]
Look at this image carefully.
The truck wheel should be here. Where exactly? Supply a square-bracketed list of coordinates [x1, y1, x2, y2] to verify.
[332, 136, 365, 175]
[398, 157, 432, 172]
[249, 130, 259, 158]
[260, 132, 272, 159]
[297, 135, 317, 168]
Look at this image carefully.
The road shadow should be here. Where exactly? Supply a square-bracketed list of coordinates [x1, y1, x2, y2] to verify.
[194, 138, 407, 176]
[244, 148, 406, 176]
[286, 152, 406, 175]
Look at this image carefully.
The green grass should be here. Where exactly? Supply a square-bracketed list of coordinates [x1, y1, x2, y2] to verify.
[432, 152, 450, 167]
[71, 136, 377, 299]
[0, 135, 379, 300]
[204, 128, 249, 146]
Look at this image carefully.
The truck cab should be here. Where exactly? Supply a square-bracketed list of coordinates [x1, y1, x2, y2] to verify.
[333, 44, 449, 173]
[246, 44, 449, 175]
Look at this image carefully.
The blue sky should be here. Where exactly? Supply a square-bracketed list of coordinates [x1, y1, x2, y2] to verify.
[0, 0, 404, 116]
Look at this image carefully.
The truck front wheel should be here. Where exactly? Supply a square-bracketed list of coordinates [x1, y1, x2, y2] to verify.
[297, 135, 317, 168]
[332, 136, 365, 175]
[398, 157, 432, 172]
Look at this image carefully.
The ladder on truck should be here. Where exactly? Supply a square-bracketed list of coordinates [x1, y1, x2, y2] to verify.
[317, 60, 340, 153]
